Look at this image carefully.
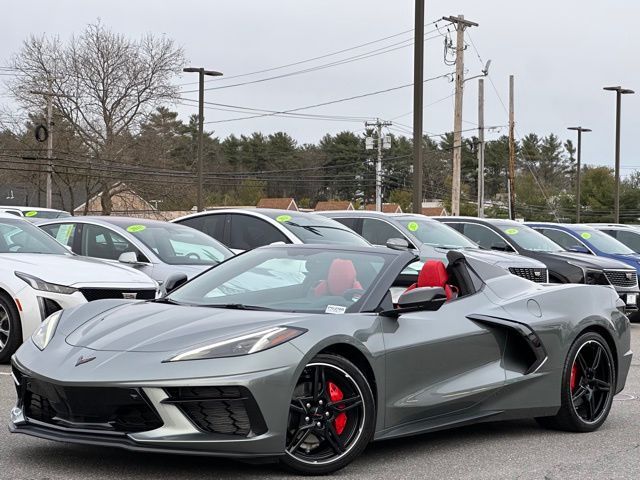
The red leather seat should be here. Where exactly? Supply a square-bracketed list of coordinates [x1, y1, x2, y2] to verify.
[405, 260, 455, 300]
[314, 259, 363, 297]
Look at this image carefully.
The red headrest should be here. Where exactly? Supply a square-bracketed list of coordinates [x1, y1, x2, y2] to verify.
[314, 258, 362, 297]
[417, 260, 449, 289]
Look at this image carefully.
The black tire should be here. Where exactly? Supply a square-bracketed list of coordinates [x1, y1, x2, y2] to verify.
[280, 353, 375, 476]
[627, 310, 640, 323]
[0, 293, 22, 363]
[536, 332, 615, 432]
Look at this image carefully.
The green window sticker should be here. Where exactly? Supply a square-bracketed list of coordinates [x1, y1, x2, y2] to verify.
[580, 232, 592, 239]
[504, 228, 519, 235]
[276, 214, 292, 223]
[407, 221, 419, 232]
[126, 224, 146, 233]
[24, 211, 38, 217]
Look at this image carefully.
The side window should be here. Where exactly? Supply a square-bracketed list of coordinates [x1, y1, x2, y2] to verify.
[361, 219, 406, 246]
[176, 215, 225, 242]
[40, 223, 76, 248]
[81, 224, 141, 261]
[616, 230, 640, 252]
[540, 228, 583, 250]
[462, 223, 506, 249]
[332, 217, 358, 232]
[228, 215, 288, 250]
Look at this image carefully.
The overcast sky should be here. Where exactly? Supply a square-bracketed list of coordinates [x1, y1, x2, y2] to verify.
[1, 0, 639, 174]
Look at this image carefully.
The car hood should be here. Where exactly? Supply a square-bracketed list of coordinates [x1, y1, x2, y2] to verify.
[0, 253, 157, 287]
[536, 251, 635, 270]
[458, 248, 546, 268]
[65, 301, 310, 353]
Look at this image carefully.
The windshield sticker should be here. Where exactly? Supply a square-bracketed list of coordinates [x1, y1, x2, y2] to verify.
[504, 228, 519, 235]
[276, 214, 292, 223]
[126, 224, 146, 233]
[407, 221, 419, 232]
[24, 211, 38, 217]
[325, 304, 347, 314]
[580, 232, 592, 239]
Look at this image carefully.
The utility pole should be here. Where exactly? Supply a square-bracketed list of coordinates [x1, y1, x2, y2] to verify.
[30, 79, 57, 209]
[443, 14, 478, 216]
[477, 78, 485, 218]
[183, 67, 223, 212]
[412, 0, 425, 214]
[508, 75, 516, 220]
[365, 119, 392, 211]
[567, 126, 591, 222]
[603, 86, 634, 223]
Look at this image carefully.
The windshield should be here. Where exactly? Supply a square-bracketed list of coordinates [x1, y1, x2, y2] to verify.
[112, 221, 233, 265]
[399, 217, 477, 248]
[0, 218, 70, 255]
[267, 213, 369, 246]
[168, 247, 390, 313]
[21, 209, 70, 219]
[574, 228, 635, 255]
[496, 223, 564, 252]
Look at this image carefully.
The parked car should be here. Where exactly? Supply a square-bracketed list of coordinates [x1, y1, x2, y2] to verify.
[316, 210, 550, 283]
[10, 244, 631, 474]
[586, 224, 640, 254]
[173, 208, 371, 252]
[36, 217, 234, 283]
[435, 217, 639, 313]
[0, 214, 158, 361]
[0, 206, 71, 219]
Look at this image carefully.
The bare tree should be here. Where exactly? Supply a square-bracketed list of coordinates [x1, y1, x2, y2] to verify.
[9, 21, 185, 214]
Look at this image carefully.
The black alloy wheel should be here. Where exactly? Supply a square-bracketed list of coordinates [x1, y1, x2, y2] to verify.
[537, 332, 615, 432]
[281, 354, 375, 475]
[0, 293, 21, 363]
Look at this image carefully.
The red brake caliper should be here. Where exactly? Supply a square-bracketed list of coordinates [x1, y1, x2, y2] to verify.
[570, 362, 579, 391]
[328, 381, 347, 435]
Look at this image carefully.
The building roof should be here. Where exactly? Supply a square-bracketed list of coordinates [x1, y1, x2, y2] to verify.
[74, 183, 156, 215]
[314, 200, 354, 211]
[365, 203, 403, 213]
[256, 197, 298, 211]
[422, 206, 448, 216]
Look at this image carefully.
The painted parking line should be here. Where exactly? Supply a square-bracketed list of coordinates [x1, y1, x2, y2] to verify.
[0, 372, 11, 376]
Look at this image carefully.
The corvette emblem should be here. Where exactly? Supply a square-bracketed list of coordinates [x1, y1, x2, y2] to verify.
[122, 292, 138, 299]
[75, 355, 96, 367]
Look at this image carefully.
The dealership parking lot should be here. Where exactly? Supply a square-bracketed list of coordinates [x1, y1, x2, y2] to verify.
[0, 324, 638, 480]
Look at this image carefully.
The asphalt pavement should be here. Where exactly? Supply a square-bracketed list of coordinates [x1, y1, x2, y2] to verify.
[1, 324, 639, 480]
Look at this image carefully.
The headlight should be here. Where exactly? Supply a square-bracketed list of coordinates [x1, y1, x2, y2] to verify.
[15, 272, 77, 295]
[166, 326, 307, 362]
[32, 311, 62, 350]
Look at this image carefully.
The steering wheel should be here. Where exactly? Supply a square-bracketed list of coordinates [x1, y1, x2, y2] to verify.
[185, 252, 201, 260]
[342, 288, 365, 302]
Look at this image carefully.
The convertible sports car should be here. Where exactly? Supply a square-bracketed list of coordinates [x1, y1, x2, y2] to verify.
[10, 245, 632, 475]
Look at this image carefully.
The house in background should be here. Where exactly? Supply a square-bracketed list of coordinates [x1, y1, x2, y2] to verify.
[421, 200, 448, 216]
[256, 197, 299, 211]
[314, 200, 354, 211]
[365, 203, 403, 213]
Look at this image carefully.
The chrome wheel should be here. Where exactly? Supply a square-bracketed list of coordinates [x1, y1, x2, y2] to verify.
[0, 304, 10, 352]
[286, 362, 366, 465]
[570, 340, 614, 424]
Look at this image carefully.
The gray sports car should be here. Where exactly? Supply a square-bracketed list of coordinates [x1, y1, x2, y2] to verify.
[9, 245, 632, 475]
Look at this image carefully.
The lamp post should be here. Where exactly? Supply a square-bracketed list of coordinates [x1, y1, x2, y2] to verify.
[603, 86, 634, 223]
[183, 67, 223, 212]
[567, 126, 591, 222]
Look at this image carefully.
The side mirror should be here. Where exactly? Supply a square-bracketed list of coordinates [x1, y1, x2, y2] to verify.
[118, 251, 139, 264]
[386, 238, 411, 251]
[161, 273, 189, 296]
[397, 286, 447, 309]
[568, 245, 590, 254]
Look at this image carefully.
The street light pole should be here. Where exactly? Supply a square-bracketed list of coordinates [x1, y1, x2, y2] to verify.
[183, 67, 223, 212]
[567, 127, 591, 223]
[603, 86, 634, 223]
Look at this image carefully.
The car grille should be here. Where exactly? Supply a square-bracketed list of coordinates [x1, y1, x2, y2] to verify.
[163, 386, 267, 437]
[509, 267, 548, 283]
[604, 270, 638, 288]
[14, 368, 163, 433]
[79, 288, 156, 302]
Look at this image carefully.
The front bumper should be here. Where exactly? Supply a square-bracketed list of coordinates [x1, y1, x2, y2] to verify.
[8, 342, 303, 458]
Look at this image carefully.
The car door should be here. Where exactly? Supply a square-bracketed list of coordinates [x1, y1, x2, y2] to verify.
[227, 214, 289, 252]
[361, 218, 414, 247]
[80, 223, 145, 263]
[39, 222, 78, 250]
[537, 227, 591, 253]
[455, 222, 512, 251]
[381, 292, 506, 428]
[612, 230, 640, 253]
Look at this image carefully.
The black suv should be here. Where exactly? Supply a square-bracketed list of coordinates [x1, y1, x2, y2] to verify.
[434, 217, 639, 312]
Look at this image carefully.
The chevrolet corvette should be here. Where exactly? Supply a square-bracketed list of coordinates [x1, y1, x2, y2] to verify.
[9, 245, 632, 475]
